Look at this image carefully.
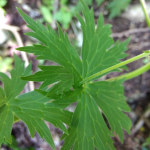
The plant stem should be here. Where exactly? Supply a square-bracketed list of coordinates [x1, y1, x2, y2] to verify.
[80, 51, 150, 84]
[140, 0, 150, 28]
[107, 62, 150, 81]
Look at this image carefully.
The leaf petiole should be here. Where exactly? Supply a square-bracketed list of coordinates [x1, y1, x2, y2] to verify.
[80, 51, 150, 84]
[107, 62, 150, 81]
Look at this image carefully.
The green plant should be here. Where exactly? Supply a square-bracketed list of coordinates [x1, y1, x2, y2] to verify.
[142, 136, 150, 150]
[77, 0, 131, 18]
[1, 2, 150, 150]
[0, 57, 13, 72]
[41, 0, 131, 30]
[107, 0, 131, 18]
[54, 5, 74, 29]
[0, 0, 7, 8]
[0, 0, 7, 20]
[0, 54, 71, 149]
[40, 5, 53, 23]
[40, 0, 74, 29]
[40, 0, 54, 23]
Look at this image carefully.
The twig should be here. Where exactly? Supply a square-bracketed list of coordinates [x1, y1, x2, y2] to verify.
[0, 24, 34, 92]
[51, 0, 59, 29]
[112, 27, 150, 38]
[131, 104, 150, 135]
[128, 42, 150, 50]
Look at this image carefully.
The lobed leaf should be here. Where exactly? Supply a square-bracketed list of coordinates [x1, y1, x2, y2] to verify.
[0, 54, 32, 146]
[16, 2, 132, 150]
[9, 91, 72, 149]
[0, 55, 72, 150]
[86, 80, 131, 142]
[0, 54, 32, 103]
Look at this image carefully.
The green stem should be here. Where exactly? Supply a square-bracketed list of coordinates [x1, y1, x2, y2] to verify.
[140, 0, 150, 28]
[80, 51, 150, 84]
[108, 62, 150, 81]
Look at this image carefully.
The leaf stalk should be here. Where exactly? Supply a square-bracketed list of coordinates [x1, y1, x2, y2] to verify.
[107, 62, 150, 81]
[80, 51, 150, 84]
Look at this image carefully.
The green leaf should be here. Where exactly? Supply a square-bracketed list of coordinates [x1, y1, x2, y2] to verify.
[0, 55, 72, 150]
[75, 0, 104, 13]
[96, 0, 104, 6]
[76, 0, 131, 19]
[16, 2, 132, 150]
[9, 91, 72, 149]
[0, 0, 7, 7]
[86, 80, 131, 142]
[0, 57, 13, 72]
[82, 0, 92, 5]
[108, 0, 131, 19]
[0, 87, 5, 107]
[0, 54, 32, 102]
[54, 7, 72, 29]
[48, 89, 81, 109]
[0, 54, 31, 146]
[60, 80, 131, 150]
[0, 105, 13, 145]
[21, 65, 74, 95]
[142, 136, 150, 147]
[76, 0, 104, 11]
[81, 0, 104, 6]
[40, 6, 52, 23]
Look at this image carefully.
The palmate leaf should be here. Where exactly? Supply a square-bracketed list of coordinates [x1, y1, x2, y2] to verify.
[0, 55, 72, 150]
[16, 2, 132, 150]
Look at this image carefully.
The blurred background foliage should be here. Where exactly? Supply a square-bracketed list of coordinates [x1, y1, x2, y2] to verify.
[0, 56, 13, 72]
[40, 0, 132, 29]
[142, 136, 150, 150]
